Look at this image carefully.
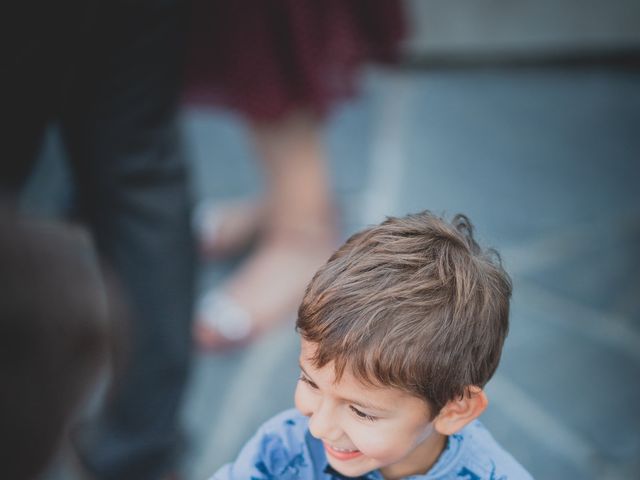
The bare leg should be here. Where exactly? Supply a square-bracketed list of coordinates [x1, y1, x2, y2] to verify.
[194, 199, 264, 258]
[195, 110, 337, 349]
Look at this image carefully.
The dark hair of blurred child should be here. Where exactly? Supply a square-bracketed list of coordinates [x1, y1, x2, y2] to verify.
[0, 208, 124, 480]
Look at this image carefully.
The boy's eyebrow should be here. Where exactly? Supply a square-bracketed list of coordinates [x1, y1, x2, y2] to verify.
[298, 362, 392, 413]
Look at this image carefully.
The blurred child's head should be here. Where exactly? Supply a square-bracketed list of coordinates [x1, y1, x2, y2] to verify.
[295, 211, 512, 478]
[0, 209, 121, 480]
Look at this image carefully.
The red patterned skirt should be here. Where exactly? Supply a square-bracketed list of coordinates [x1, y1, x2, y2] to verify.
[183, 0, 406, 122]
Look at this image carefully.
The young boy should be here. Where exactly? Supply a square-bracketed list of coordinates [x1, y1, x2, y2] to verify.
[211, 211, 533, 479]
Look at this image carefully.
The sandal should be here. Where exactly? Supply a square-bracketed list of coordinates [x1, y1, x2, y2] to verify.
[194, 290, 254, 349]
[193, 224, 337, 351]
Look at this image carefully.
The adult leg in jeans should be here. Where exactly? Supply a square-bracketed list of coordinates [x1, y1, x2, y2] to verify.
[61, 1, 195, 478]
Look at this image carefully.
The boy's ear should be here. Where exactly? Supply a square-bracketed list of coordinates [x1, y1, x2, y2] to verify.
[433, 386, 488, 436]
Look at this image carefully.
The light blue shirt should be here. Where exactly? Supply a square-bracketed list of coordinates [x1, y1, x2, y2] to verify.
[210, 409, 533, 479]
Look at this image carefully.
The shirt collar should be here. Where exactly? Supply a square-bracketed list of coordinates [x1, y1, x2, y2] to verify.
[323, 464, 380, 480]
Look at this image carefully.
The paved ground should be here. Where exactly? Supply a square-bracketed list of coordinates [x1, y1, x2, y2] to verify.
[38, 64, 639, 479]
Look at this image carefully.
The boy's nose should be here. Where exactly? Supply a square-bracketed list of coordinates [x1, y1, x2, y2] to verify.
[308, 401, 342, 442]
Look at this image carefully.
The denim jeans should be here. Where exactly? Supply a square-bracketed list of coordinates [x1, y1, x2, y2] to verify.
[5, 1, 195, 478]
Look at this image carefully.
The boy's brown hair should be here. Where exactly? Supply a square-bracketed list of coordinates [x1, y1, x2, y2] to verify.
[296, 211, 512, 416]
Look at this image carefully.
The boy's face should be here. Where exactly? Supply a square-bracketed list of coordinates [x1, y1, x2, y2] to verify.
[295, 340, 446, 479]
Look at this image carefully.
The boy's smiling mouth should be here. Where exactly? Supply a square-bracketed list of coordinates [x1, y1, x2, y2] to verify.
[324, 442, 363, 460]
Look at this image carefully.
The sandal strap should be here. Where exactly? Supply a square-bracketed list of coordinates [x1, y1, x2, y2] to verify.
[198, 290, 254, 341]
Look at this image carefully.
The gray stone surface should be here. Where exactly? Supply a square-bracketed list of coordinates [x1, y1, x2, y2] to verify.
[405, 0, 640, 56]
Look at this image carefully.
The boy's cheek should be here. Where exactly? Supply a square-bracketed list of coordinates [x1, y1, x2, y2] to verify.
[351, 431, 408, 462]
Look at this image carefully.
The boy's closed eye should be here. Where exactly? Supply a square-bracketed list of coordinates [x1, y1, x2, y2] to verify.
[299, 371, 378, 421]
[349, 405, 377, 421]
[299, 372, 318, 389]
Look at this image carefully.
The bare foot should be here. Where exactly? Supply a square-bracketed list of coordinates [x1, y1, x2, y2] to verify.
[194, 227, 336, 351]
[193, 199, 264, 258]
